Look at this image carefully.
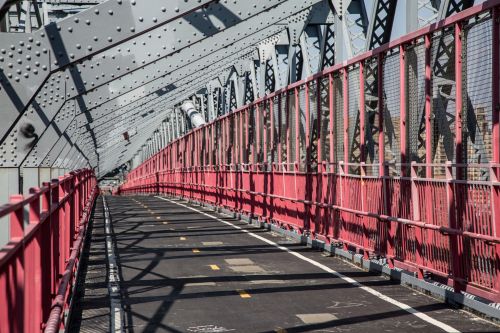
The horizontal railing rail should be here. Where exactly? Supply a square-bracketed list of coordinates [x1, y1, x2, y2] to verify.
[120, 0, 500, 303]
[0, 169, 98, 333]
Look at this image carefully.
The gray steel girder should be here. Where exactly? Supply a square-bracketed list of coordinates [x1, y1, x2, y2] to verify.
[38, 13, 320, 170]
[3, 0, 291, 168]
[0, 0, 218, 139]
[9, 0, 321, 171]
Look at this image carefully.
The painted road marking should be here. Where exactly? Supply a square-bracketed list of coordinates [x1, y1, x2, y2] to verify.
[210, 265, 220, 271]
[225, 258, 254, 265]
[237, 290, 251, 298]
[103, 197, 124, 333]
[157, 196, 460, 333]
[185, 282, 217, 287]
[296, 313, 338, 324]
[202, 241, 223, 246]
[192, 248, 200, 253]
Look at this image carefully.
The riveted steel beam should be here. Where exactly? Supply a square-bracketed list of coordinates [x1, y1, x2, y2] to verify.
[0, 0, 219, 143]
[15, 0, 323, 172]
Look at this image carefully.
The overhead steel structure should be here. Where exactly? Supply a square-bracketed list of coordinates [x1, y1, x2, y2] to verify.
[0, 0, 476, 202]
[0, 0, 496, 331]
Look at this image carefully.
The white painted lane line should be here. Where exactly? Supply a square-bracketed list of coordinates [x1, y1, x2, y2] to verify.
[103, 196, 124, 333]
[156, 196, 460, 333]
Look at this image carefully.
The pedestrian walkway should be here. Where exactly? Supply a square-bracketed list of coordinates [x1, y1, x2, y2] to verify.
[69, 196, 500, 332]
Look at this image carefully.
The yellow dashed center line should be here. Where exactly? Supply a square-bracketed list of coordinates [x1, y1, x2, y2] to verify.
[192, 249, 200, 253]
[237, 290, 251, 298]
[209, 265, 220, 271]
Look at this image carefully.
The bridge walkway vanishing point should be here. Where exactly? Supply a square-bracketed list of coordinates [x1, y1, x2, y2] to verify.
[69, 195, 500, 333]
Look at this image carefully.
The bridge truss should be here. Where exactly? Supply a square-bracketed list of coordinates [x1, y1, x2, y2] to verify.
[0, 0, 499, 331]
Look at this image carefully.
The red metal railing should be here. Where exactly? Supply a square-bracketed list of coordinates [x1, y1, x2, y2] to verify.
[0, 169, 97, 333]
[120, 0, 500, 302]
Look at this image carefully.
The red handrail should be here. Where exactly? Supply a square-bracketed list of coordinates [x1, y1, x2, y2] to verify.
[0, 169, 97, 333]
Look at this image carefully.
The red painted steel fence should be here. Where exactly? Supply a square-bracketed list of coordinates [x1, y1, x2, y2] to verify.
[0, 169, 97, 333]
[120, 1, 500, 302]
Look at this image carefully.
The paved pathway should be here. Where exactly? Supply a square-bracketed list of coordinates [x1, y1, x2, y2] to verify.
[71, 195, 500, 333]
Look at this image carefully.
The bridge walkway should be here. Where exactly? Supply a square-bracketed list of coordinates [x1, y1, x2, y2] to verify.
[69, 196, 500, 332]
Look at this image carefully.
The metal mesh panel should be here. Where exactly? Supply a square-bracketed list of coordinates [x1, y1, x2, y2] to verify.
[309, 81, 319, 170]
[248, 107, 255, 163]
[234, 114, 240, 164]
[228, 116, 234, 164]
[218, 120, 223, 165]
[431, 28, 456, 175]
[288, 90, 297, 166]
[280, 93, 288, 167]
[364, 57, 380, 175]
[348, 67, 361, 174]
[200, 127, 206, 165]
[207, 126, 212, 165]
[242, 110, 248, 164]
[334, 75, 344, 167]
[383, 50, 401, 176]
[319, 77, 330, 164]
[463, 15, 492, 180]
[298, 86, 307, 171]
[273, 96, 280, 163]
[264, 101, 272, 165]
[406, 40, 426, 169]
[190, 133, 195, 166]
[257, 102, 265, 163]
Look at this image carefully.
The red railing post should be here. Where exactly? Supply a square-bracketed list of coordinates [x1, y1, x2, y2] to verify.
[339, 161, 346, 251]
[329, 73, 338, 239]
[343, 68, 349, 168]
[9, 194, 24, 333]
[359, 61, 369, 259]
[41, 182, 52, 320]
[342, 68, 349, 246]
[411, 162, 424, 279]
[399, 44, 407, 175]
[446, 161, 463, 292]
[26, 187, 43, 332]
[156, 171, 160, 195]
[455, 22, 464, 180]
[51, 178, 60, 294]
[305, 83, 311, 232]
[360, 161, 369, 259]
[377, 52, 393, 267]
[424, 34, 432, 178]
[491, 5, 500, 295]
[10, 194, 24, 240]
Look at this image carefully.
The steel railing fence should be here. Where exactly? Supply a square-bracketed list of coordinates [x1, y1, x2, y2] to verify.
[0, 169, 97, 333]
[119, 0, 500, 302]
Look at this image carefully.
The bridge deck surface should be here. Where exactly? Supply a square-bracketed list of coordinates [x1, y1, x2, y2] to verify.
[70, 196, 500, 333]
